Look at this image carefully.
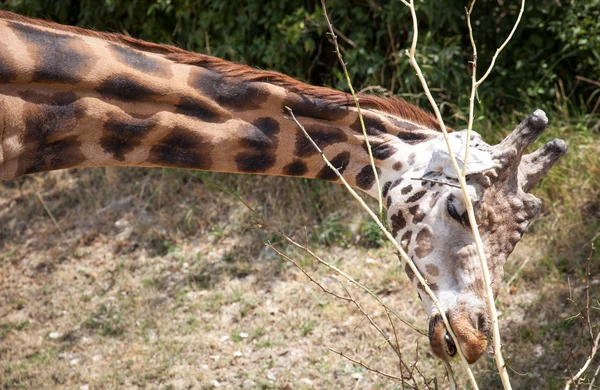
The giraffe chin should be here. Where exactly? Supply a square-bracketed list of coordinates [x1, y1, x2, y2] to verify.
[428, 312, 488, 364]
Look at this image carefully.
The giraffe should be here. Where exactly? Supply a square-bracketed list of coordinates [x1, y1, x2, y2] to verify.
[0, 11, 566, 364]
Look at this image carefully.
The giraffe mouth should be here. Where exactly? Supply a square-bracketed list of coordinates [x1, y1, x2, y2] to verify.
[428, 311, 489, 364]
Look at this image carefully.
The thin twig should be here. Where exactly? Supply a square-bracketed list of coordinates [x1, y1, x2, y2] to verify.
[442, 360, 457, 390]
[34, 189, 66, 240]
[566, 332, 600, 390]
[328, 348, 404, 381]
[587, 360, 600, 390]
[321, 0, 383, 219]
[386, 309, 408, 390]
[410, 177, 461, 189]
[565, 245, 599, 390]
[266, 243, 351, 302]
[338, 282, 402, 359]
[575, 75, 600, 89]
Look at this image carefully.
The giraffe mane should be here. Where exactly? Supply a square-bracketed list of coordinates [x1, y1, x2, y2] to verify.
[0, 10, 445, 131]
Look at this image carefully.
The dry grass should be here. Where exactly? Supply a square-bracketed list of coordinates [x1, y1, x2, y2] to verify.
[0, 118, 598, 389]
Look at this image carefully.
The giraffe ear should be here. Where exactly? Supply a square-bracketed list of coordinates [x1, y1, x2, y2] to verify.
[426, 133, 495, 178]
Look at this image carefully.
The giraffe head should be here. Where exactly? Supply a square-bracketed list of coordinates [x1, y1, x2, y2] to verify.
[384, 110, 566, 363]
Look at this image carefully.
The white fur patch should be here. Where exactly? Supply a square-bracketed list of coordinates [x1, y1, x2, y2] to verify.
[427, 132, 494, 178]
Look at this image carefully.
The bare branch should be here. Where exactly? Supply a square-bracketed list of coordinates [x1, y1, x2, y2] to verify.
[265, 243, 351, 302]
[328, 348, 404, 382]
[321, 0, 383, 218]
[565, 245, 599, 390]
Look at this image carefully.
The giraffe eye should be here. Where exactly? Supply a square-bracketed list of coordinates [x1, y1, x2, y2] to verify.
[446, 196, 462, 223]
[447, 196, 471, 228]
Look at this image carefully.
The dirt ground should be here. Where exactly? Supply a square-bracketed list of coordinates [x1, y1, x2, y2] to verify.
[0, 166, 598, 389]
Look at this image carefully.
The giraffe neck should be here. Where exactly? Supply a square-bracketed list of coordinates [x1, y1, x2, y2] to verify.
[0, 12, 442, 199]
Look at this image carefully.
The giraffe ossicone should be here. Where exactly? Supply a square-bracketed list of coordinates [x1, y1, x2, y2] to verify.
[0, 12, 566, 364]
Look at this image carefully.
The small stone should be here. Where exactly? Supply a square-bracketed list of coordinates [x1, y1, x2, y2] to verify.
[351, 372, 363, 380]
[239, 332, 249, 339]
[49, 332, 61, 339]
[70, 358, 80, 366]
[365, 257, 376, 264]
[233, 351, 243, 357]
[266, 370, 276, 381]
[533, 344, 544, 357]
[220, 335, 230, 342]
[301, 378, 314, 386]
[210, 380, 221, 387]
[242, 379, 256, 388]
[92, 355, 102, 362]
[80, 385, 90, 390]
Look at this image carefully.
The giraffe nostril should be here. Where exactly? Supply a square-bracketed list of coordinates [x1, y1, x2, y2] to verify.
[476, 312, 490, 338]
[444, 332, 457, 357]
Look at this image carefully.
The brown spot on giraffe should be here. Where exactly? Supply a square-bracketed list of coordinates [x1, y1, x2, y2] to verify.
[17, 90, 86, 174]
[108, 43, 173, 78]
[425, 264, 440, 277]
[406, 189, 427, 203]
[283, 159, 308, 176]
[101, 113, 155, 161]
[294, 124, 348, 158]
[10, 22, 97, 84]
[174, 96, 227, 123]
[415, 227, 434, 258]
[381, 181, 392, 198]
[189, 68, 270, 111]
[400, 230, 412, 252]
[392, 161, 403, 171]
[401, 184, 413, 195]
[355, 165, 382, 190]
[429, 192, 441, 208]
[362, 140, 397, 160]
[396, 130, 431, 145]
[404, 262, 416, 282]
[389, 178, 403, 192]
[284, 93, 349, 122]
[408, 152, 416, 165]
[96, 74, 163, 102]
[147, 126, 213, 169]
[408, 205, 426, 223]
[235, 117, 280, 172]
[350, 115, 386, 136]
[316, 151, 350, 181]
[390, 210, 406, 236]
[0, 40, 18, 83]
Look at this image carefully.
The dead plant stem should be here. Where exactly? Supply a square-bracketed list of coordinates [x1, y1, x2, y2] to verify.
[321, 0, 383, 219]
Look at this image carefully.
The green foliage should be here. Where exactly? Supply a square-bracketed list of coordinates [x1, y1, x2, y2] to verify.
[313, 211, 350, 246]
[1, 0, 598, 124]
[359, 219, 385, 248]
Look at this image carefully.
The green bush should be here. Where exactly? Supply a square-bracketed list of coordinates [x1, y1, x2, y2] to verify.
[1, 0, 598, 125]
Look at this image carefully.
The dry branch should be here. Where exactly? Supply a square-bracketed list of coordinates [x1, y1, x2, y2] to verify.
[320, 0, 384, 218]
[565, 245, 599, 390]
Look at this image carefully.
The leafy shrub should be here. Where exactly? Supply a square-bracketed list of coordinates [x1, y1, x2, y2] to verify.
[1, 0, 597, 124]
